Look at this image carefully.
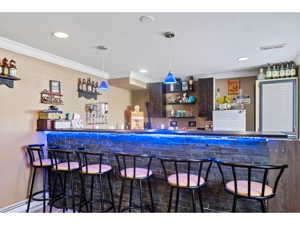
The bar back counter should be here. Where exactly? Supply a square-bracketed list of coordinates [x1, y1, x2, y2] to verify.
[40, 129, 299, 212]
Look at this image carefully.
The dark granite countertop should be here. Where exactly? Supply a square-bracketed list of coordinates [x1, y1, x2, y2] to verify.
[38, 128, 295, 139]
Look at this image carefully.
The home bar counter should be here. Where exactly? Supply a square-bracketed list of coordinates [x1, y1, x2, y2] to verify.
[40, 129, 300, 212]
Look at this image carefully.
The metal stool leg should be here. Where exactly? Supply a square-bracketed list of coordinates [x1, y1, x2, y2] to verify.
[107, 173, 116, 212]
[138, 180, 143, 212]
[175, 188, 180, 212]
[147, 179, 155, 212]
[70, 172, 76, 213]
[118, 179, 125, 212]
[168, 186, 174, 212]
[49, 171, 58, 213]
[191, 189, 196, 212]
[42, 168, 47, 213]
[129, 180, 134, 212]
[90, 176, 95, 212]
[26, 167, 37, 213]
[197, 189, 204, 212]
[98, 175, 105, 212]
[232, 196, 237, 212]
[63, 173, 68, 213]
[260, 200, 267, 212]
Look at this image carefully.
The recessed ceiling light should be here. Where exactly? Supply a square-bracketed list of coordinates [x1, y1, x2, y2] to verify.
[52, 32, 69, 39]
[139, 69, 148, 73]
[139, 16, 155, 23]
[238, 57, 249, 62]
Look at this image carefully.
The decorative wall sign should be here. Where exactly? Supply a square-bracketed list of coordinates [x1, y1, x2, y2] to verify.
[50, 80, 61, 94]
[228, 79, 240, 95]
[40, 81, 63, 105]
[78, 77, 100, 100]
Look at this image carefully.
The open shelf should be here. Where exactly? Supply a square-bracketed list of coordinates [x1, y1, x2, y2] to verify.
[0, 74, 21, 88]
[168, 116, 196, 119]
[166, 102, 196, 105]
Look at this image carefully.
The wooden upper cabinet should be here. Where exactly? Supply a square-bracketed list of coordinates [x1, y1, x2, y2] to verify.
[198, 78, 214, 120]
[147, 82, 166, 118]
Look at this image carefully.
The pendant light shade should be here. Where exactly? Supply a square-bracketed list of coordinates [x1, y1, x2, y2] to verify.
[99, 80, 109, 91]
[164, 71, 177, 84]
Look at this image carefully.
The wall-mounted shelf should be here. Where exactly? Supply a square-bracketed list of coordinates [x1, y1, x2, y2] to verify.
[166, 102, 196, 105]
[0, 75, 20, 88]
[168, 116, 196, 119]
[78, 89, 101, 100]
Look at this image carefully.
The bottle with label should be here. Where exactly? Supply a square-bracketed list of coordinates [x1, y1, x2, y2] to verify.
[8, 60, 17, 76]
[266, 64, 272, 79]
[279, 63, 285, 78]
[1, 58, 9, 76]
[257, 68, 265, 80]
[188, 76, 194, 91]
[286, 63, 291, 77]
[291, 62, 297, 77]
[87, 78, 91, 92]
[271, 64, 276, 79]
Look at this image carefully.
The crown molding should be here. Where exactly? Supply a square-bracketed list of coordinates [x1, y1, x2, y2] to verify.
[0, 36, 109, 79]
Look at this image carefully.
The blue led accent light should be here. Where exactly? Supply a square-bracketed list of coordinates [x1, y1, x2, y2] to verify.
[45, 131, 268, 148]
[164, 72, 177, 84]
[99, 81, 109, 90]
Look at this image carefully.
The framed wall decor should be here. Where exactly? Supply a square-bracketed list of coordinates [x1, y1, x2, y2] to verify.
[228, 79, 240, 95]
[50, 80, 61, 94]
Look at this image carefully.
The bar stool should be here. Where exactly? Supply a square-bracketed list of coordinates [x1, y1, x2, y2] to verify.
[75, 150, 116, 212]
[48, 149, 80, 213]
[114, 152, 155, 212]
[26, 144, 52, 213]
[215, 160, 288, 212]
[159, 157, 213, 212]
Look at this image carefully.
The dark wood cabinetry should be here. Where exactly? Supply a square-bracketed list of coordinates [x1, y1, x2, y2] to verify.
[198, 78, 214, 120]
[148, 82, 166, 117]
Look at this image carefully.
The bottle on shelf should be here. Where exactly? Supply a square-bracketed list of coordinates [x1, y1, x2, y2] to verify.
[266, 64, 272, 79]
[279, 63, 285, 78]
[8, 60, 17, 76]
[1, 58, 9, 76]
[291, 62, 297, 77]
[188, 76, 194, 91]
[285, 62, 291, 77]
[257, 68, 265, 80]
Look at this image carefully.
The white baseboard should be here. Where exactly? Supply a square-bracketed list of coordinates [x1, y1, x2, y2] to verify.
[0, 199, 44, 213]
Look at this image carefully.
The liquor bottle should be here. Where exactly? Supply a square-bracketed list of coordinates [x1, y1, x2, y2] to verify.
[266, 64, 272, 79]
[271, 64, 276, 79]
[78, 78, 82, 90]
[286, 62, 291, 77]
[188, 76, 194, 91]
[8, 60, 17, 76]
[291, 62, 297, 77]
[82, 79, 87, 91]
[279, 63, 285, 78]
[1, 58, 9, 76]
[257, 68, 265, 80]
[87, 78, 91, 92]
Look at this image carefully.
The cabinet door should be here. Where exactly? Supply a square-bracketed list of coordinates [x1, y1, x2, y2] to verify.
[198, 78, 214, 120]
[148, 82, 166, 118]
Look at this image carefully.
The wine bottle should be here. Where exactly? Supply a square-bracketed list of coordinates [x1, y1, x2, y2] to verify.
[291, 62, 296, 77]
[279, 63, 285, 78]
[266, 64, 272, 79]
[286, 62, 291, 77]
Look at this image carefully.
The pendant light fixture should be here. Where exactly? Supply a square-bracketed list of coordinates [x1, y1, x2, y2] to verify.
[97, 45, 109, 91]
[163, 31, 177, 84]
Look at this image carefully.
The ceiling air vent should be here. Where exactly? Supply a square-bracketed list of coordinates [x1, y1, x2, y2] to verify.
[260, 43, 287, 51]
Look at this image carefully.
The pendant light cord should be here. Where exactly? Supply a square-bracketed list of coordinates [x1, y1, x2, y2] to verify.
[169, 37, 173, 72]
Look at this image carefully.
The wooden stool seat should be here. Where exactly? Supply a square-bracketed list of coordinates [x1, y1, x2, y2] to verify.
[53, 162, 80, 171]
[33, 158, 52, 167]
[168, 173, 205, 187]
[120, 167, 153, 179]
[225, 180, 273, 197]
[81, 164, 112, 174]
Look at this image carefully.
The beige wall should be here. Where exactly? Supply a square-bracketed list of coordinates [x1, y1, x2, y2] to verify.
[215, 76, 256, 131]
[0, 48, 131, 208]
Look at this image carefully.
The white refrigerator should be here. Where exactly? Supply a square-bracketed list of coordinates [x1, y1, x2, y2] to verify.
[255, 78, 298, 136]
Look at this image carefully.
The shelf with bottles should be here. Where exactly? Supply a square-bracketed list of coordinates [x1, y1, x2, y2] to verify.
[40, 89, 64, 105]
[167, 108, 195, 119]
[78, 78, 101, 100]
[165, 92, 197, 105]
[85, 102, 108, 125]
[164, 76, 195, 93]
[0, 57, 20, 88]
[257, 61, 298, 80]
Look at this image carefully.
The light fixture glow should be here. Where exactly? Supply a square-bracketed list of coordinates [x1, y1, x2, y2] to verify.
[238, 57, 249, 62]
[52, 32, 69, 39]
[139, 69, 148, 73]
[99, 81, 109, 91]
[164, 72, 177, 84]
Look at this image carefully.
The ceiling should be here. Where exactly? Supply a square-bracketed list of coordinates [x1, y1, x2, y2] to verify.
[0, 12, 300, 81]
